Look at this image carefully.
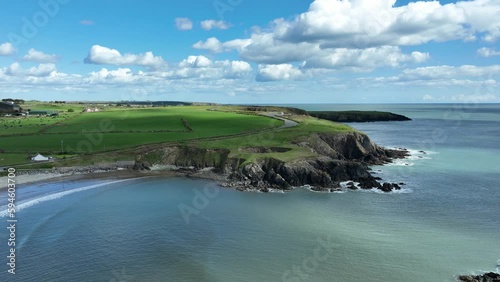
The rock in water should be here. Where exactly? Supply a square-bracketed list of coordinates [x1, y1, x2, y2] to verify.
[458, 272, 500, 282]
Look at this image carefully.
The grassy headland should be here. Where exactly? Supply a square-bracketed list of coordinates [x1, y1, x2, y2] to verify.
[0, 102, 353, 168]
[308, 111, 411, 123]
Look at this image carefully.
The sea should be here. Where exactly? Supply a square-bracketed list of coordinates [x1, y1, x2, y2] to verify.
[0, 104, 499, 282]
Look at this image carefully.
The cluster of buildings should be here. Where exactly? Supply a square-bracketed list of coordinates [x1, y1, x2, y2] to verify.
[0, 101, 23, 115]
[0, 101, 60, 117]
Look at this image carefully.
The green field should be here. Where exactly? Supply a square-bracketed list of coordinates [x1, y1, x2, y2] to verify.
[0, 103, 357, 167]
[0, 105, 285, 166]
[195, 115, 354, 163]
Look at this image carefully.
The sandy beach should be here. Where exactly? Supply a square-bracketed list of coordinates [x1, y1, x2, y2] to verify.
[0, 169, 181, 190]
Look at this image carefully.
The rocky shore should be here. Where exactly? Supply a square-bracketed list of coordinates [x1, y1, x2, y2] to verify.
[458, 272, 500, 282]
[134, 131, 409, 193]
[2, 132, 410, 193]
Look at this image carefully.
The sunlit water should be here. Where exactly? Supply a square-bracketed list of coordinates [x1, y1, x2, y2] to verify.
[0, 104, 499, 281]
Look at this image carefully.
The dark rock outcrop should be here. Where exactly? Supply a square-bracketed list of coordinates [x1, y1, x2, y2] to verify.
[458, 272, 500, 282]
[133, 161, 151, 171]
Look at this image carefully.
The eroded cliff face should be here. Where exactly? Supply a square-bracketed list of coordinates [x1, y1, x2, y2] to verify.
[136, 132, 408, 192]
[302, 132, 405, 165]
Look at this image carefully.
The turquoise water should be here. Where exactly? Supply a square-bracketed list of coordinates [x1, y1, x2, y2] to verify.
[1, 104, 499, 281]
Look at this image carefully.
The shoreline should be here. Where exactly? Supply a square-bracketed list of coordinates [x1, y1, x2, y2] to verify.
[0, 169, 181, 190]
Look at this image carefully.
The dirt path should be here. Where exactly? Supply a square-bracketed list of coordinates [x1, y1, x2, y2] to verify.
[262, 112, 299, 129]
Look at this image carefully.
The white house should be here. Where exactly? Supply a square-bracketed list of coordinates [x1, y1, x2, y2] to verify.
[31, 154, 50, 162]
[84, 108, 100, 113]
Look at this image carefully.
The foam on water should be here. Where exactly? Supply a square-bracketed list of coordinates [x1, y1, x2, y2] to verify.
[384, 148, 439, 167]
[358, 187, 413, 194]
[0, 178, 138, 218]
[385, 159, 415, 167]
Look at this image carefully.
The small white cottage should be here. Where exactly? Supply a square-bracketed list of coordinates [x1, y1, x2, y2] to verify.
[31, 154, 50, 162]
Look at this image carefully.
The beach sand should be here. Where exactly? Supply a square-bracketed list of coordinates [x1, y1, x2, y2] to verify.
[0, 170, 178, 190]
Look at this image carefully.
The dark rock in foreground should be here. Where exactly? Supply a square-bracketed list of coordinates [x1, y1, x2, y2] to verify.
[458, 272, 500, 282]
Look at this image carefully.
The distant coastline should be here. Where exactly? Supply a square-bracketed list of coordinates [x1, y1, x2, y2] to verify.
[308, 110, 412, 123]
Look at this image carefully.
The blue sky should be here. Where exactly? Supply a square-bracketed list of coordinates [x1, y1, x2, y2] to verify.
[0, 0, 499, 103]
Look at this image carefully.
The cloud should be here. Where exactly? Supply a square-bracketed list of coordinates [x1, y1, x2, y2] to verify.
[193, 37, 253, 53]
[201, 20, 230, 30]
[4, 62, 22, 76]
[423, 94, 437, 101]
[477, 47, 500, 57]
[401, 65, 500, 80]
[175, 18, 193, 30]
[84, 45, 166, 70]
[193, 37, 224, 53]
[451, 94, 497, 102]
[275, 0, 500, 47]
[80, 20, 95, 25]
[357, 65, 500, 88]
[223, 61, 253, 78]
[302, 47, 429, 70]
[27, 63, 58, 77]
[256, 64, 303, 82]
[0, 42, 16, 56]
[22, 49, 60, 63]
[2, 62, 58, 77]
[167, 56, 252, 79]
[86, 68, 136, 84]
[203, 0, 498, 71]
[179, 55, 212, 68]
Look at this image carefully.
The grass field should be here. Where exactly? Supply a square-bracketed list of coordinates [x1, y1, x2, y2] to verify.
[195, 115, 354, 163]
[0, 103, 357, 167]
[0, 105, 284, 166]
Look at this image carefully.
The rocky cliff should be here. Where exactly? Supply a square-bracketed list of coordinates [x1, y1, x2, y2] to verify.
[136, 132, 408, 193]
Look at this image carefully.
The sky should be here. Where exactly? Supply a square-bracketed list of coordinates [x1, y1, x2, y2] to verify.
[0, 0, 499, 103]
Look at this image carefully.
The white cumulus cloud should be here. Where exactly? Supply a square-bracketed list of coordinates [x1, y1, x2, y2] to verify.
[179, 55, 212, 68]
[2, 62, 58, 77]
[84, 45, 166, 70]
[23, 49, 60, 63]
[201, 20, 230, 30]
[193, 37, 224, 53]
[175, 18, 193, 31]
[201, 0, 499, 72]
[477, 47, 500, 57]
[0, 42, 16, 56]
[256, 64, 303, 82]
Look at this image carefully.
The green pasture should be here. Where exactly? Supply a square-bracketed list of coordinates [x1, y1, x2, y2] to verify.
[0, 114, 75, 136]
[0, 153, 30, 166]
[0, 104, 357, 167]
[193, 115, 354, 163]
[0, 107, 283, 163]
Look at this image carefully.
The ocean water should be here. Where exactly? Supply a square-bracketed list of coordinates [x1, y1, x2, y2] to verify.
[0, 104, 499, 282]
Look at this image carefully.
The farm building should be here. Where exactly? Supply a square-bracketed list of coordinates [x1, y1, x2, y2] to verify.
[31, 154, 50, 162]
[83, 108, 100, 113]
[0, 101, 21, 113]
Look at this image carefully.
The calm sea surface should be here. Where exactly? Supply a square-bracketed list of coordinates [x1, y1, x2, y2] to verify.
[1, 104, 499, 282]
